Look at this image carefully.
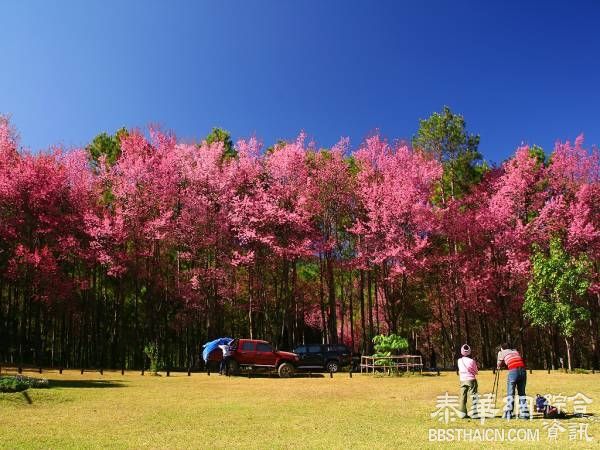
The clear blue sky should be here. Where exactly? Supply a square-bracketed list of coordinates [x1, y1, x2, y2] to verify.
[1, 1, 599, 163]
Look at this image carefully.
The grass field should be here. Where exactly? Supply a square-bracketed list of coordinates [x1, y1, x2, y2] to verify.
[1, 368, 599, 449]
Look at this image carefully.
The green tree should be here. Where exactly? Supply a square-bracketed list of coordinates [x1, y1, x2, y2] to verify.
[524, 237, 591, 371]
[205, 127, 237, 160]
[265, 139, 286, 155]
[413, 107, 485, 356]
[529, 144, 546, 166]
[143, 342, 161, 375]
[413, 106, 484, 203]
[87, 128, 128, 168]
[371, 334, 409, 373]
[372, 334, 409, 355]
[87, 128, 128, 206]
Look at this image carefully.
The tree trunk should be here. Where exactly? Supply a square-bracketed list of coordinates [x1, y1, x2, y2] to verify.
[349, 274, 355, 351]
[292, 260, 297, 346]
[589, 294, 599, 370]
[326, 253, 337, 344]
[248, 270, 253, 340]
[374, 276, 380, 334]
[367, 271, 374, 352]
[318, 253, 327, 344]
[565, 337, 572, 372]
[463, 310, 470, 345]
[359, 270, 366, 354]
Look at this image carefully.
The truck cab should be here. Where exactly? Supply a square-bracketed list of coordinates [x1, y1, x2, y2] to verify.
[227, 339, 299, 377]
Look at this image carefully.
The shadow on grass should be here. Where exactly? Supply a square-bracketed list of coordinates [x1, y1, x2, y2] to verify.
[49, 379, 126, 389]
[293, 373, 326, 378]
[220, 372, 326, 379]
[1, 389, 34, 405]
[481, 413, 595, 422]
[532, 413, 595, 420]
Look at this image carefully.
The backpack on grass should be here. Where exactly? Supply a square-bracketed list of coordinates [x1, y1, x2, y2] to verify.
[535, 394, 566, 419]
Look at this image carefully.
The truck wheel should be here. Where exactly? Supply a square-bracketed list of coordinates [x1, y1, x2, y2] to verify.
[325, 360, 339, 373]
[228, 359, 240, 376]
[278, 362, 294, 378]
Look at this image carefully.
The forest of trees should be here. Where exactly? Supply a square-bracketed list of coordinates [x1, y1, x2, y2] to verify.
[0, 107, 598, 372]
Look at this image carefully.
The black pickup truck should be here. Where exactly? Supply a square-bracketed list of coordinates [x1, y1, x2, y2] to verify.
[292, 344, 359, 373]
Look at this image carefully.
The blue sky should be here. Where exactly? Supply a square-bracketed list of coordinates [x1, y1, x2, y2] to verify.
[1, 1, 599, 163]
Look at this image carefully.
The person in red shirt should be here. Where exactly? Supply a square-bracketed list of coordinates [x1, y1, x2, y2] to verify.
[497, 342, 529, 419]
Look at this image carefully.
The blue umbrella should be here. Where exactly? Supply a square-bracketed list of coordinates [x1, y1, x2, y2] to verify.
[202, 337, 233, 363]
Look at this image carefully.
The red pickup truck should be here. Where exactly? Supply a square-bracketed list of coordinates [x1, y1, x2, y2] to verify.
[210, 338, 299, 377]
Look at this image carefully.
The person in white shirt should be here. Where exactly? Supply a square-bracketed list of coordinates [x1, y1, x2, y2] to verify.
[457, 344, 479, 418]
[218, 343, 232, 375]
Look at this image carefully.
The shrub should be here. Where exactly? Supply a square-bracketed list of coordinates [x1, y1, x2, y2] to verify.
[0, 376, 28, 392]
[372, 334, 409, 372]
[144, 342, 161, 374]
[372, 334, 409, 355]
[0, 375, 49, 393]
[25, 376, 49, 388]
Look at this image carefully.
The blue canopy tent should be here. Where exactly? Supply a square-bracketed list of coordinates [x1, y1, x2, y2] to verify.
[202, 337, 234, 363]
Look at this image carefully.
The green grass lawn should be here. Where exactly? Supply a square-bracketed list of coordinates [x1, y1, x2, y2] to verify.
[1, 368, 599, 449]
